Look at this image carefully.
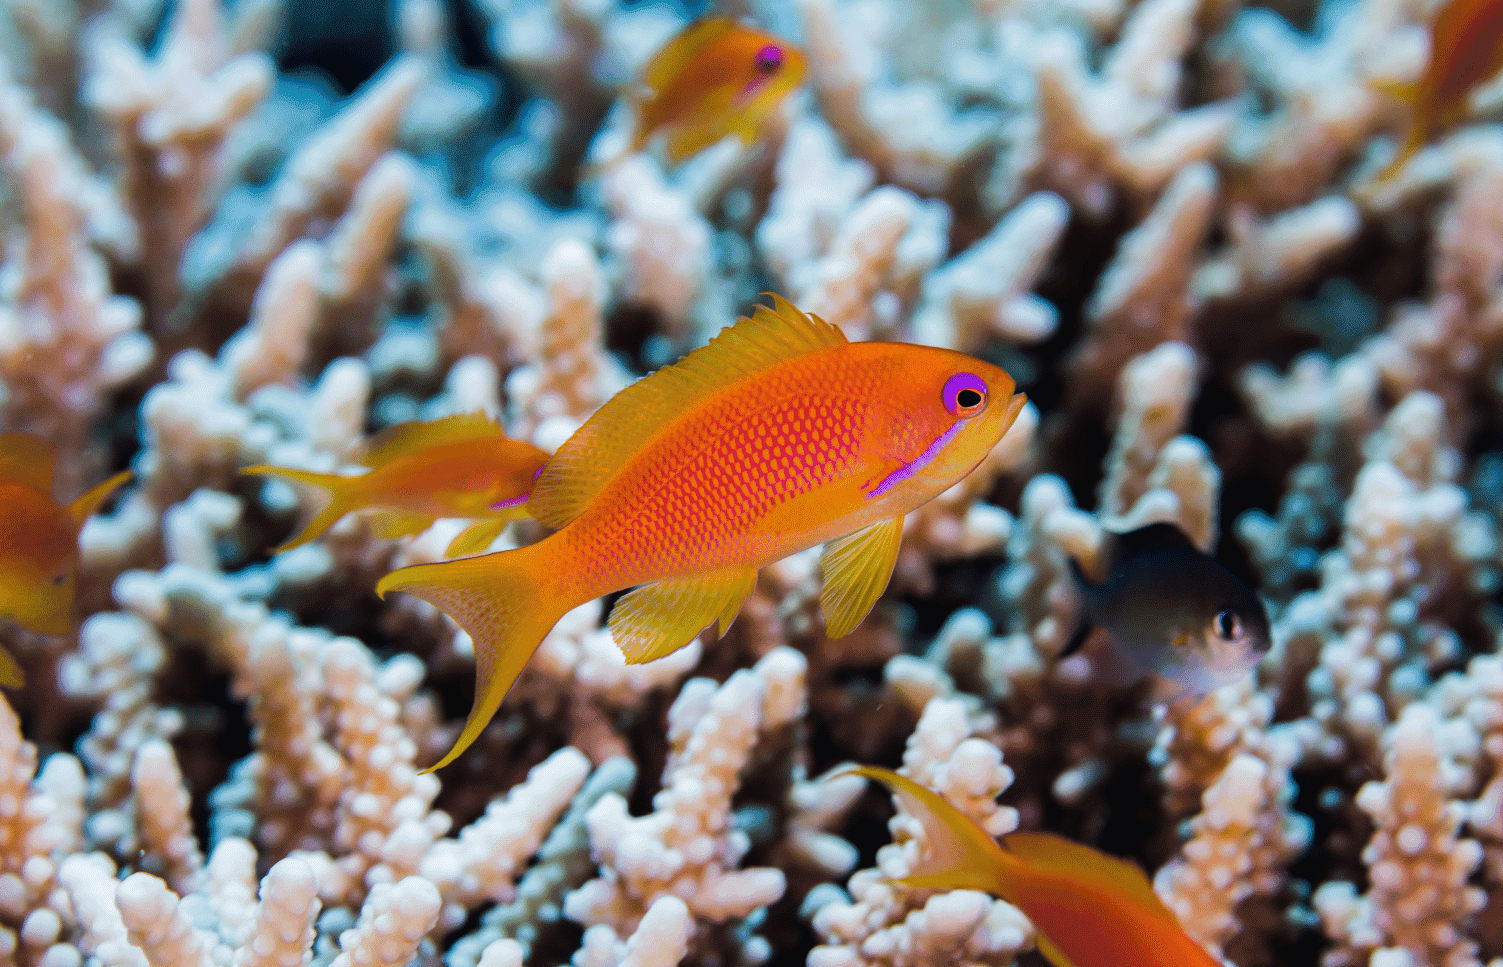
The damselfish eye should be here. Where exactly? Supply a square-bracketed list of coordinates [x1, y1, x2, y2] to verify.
[942, 372, 989, 418]
[754, 44, 784, 74]
[1214, 610, 1240, 641]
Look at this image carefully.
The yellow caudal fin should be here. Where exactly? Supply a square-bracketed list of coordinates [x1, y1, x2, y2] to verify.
[376, 542, 570, 771]
[68, 469, 132, 524]
[241, 465, 362, 552]
[844, 766, 1013, 895]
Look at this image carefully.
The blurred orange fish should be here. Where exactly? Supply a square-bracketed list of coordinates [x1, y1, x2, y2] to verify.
[379, 297, 1025, 770]
[0, 433, 132, 685]
[847, 766, 1221, 967]
[630, 18, 806, 163]
[1375, 0, 1503, 179]
[243, 413, 549, 556]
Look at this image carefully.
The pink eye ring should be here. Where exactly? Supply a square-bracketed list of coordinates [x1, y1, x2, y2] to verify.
[943, 372, 988, 418]
[754, 44, 784, 74]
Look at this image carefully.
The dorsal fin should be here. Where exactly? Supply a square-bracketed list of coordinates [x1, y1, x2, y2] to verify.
[359, 412, 508, 468]
[528, 296, 847, 530]
[0, 433, 57, 494]
[641, 18, 737, 95]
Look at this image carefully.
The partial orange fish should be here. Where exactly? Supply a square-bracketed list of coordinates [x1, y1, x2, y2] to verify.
[242, 413, 549, 556]
[1374, 0, 1503, 179]
[0, 433, 132, 684]
[630, 18, 806, 163]
[846, 766, 1221, 967]
[379, 297, 1025, 770]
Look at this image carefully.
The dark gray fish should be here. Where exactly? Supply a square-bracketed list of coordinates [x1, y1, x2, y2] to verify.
[1064, 522, 1271, 695]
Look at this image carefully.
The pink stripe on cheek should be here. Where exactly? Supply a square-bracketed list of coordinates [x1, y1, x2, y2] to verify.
[866, 421, 962, 498]
[490, 493, 530, 510]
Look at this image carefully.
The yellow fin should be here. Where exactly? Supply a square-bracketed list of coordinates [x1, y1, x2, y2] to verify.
[0, 646, 23, 689]
[242, 465, 360, 551]
[0, 433, 56, 493]
[999, 831, 1167, 915]
[530, 296, 847, 530]
[642, 18, 738, 94]
[445, 516, 519, 558]
[69, 469, 132, 524]
[820, 517, 903, 639]
[844, 766, 1010, 895]
[376, 543, 570, 772]
[360, 412, 508, 468]
[609, 569, 758, 664]
[1033, 932, 1084, 967]
[1370, 77, 1421, 104]
[367, 511, 437, 540]
[663, 124, 734, 165]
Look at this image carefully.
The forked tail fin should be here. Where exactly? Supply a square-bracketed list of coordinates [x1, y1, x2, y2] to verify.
[241, 465, 359, 552]
[376, 543, 569, 772]
[843, 765, 1013, 896]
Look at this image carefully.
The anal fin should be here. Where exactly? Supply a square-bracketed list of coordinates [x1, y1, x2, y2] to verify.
[609, 569, 758, 664]
[445, 515, 520, 558]
[819, 517, 903, 638]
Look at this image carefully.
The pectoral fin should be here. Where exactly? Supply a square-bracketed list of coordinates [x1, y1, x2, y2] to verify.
[819, 516, 903, 639]
[609, 569, 758, 664]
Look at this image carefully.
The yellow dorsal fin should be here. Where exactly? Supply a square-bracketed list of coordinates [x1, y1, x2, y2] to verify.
[999, 831, 1167, 914]
[359, 412, 508, 468]
[642, 18, 738, 95]
[0, 433, 57, 493]
[528, 296, 847, 530]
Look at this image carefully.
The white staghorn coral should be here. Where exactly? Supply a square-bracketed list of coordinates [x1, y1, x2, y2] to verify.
[809, 698, 1030, 967]
[1315, 703, 1485, 967]
[564, 649, 804, 933]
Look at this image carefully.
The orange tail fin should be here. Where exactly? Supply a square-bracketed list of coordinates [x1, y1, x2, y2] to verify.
[241, 465, 362, 552]
[844, 766, 1013, 895]
[376, 542, 571, 771]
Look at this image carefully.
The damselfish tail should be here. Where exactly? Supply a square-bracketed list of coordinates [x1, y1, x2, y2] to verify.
[842, 766, 1012, 896]
[241, 465, 359, 552]
[376, 543, 570, 772]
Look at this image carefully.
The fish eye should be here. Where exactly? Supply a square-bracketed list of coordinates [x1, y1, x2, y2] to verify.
[1214, 610, 1241, 641]
[754, 44, 784, 74]
[942, 373, 988, 418]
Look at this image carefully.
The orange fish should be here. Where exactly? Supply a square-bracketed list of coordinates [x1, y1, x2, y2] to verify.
[242, 413, 549, 557]
[846, 766, 1220, 967]
[1375, 0, 1503, 178]
[378, 297, 1025, 770]
[630, 18, 806, 163]
[0, 433, 132, 684]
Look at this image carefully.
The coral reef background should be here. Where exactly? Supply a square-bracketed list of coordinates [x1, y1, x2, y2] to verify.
[0, 0, 1499, 964]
